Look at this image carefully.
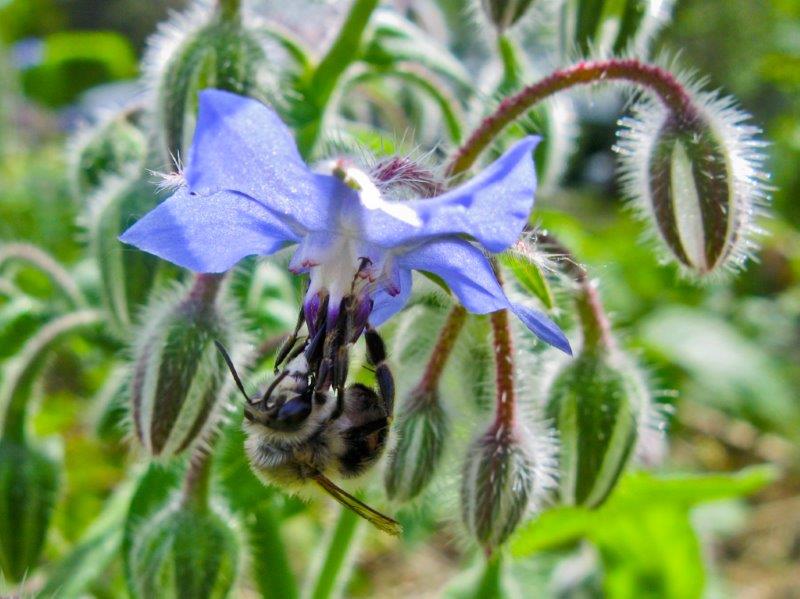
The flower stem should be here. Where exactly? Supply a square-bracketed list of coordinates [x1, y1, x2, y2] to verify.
[490, 306, 516, 430]
[474, 551, 506, 598]
[534, 231, 614, 351]
[446, 58, 697, 177]
[181, 444, 213, 512]
[303, 503, 362, 599]
[216, 0, 241, 22]
[186, 273, 223, 307]
[415, 306, 467, 394]
[299, 0, 380, 155]
[575, 281, 615, 352]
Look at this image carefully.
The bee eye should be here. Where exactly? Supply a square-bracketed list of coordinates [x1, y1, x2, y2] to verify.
[273, 396, 312, 430]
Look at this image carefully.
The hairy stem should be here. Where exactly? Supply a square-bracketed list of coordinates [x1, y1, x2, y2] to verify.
[490, 306, 516, 430]
[534, 231, 614, 351]
[415, 306, 467, 394]
[216, 0, 241, 22]
[303, 504, 362, 599]
[575, 281, 614, 351]
[186, 272, 223, 308]
[181, 445, 213, 512]
[446, 58, 697, 177]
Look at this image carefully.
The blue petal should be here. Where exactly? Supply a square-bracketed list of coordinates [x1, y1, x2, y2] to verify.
[397, 239, 508, 314]
[398, 238, 570, 353]
[361, 137, 539, 252]
[119, 187, 298, 273]
[369, 268, 412, 326]
[184, 89, 334, 232]
[510, 304, 572, 355]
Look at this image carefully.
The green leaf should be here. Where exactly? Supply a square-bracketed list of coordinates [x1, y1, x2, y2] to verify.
[640, 307, 800, 437]
[499, 252, 555, 310]
[21, 31, 137, 107]
[362, 10, 473, 94]
[36, 479, 135, 599]
[511, 467, 775, 599]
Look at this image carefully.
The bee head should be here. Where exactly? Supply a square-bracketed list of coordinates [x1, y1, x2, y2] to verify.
[242, 354, 336, 444]
[244, 387, 313, 432]
[215, 341, 336, 444]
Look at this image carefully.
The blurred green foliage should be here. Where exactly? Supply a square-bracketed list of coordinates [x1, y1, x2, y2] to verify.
[0, 0, 798, 597]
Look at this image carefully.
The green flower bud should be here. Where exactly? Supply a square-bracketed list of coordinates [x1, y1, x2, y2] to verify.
[481, 0, 538, 32]
[69, 110, 146, 200]
[460, 424, 534, 550]
[143, 1, 271, 164]
[87, 176, 175, 336]
[130, 276, 240, 458]
[560, 0, 674, 58]
[384, 388, 449, 502]
[544, 349, 646, 508]
[617, 98, 768, 276]
[128, 502, 239, 599]
[0, 438, 60, 582]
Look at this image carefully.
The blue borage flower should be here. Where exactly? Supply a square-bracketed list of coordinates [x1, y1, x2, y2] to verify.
[120, 89, 571, 354]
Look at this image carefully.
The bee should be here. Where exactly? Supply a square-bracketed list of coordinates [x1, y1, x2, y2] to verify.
[215, 304, 400, 535]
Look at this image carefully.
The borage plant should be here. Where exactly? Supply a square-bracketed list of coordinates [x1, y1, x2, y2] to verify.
[0, 0, 775, 597]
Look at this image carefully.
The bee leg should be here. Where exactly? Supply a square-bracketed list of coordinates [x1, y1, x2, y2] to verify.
[364, 327, 394, 419]
[274, 306, 306, 372]
[316, 298, 350, 418]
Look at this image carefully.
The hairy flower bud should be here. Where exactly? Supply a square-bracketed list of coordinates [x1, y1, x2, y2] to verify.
[460, 424, 534, 550]
[130, 276, 239, 457]
[617, 96, 769, 276]
[88, 176, 174, 336]
[384, 388, 449, 502]
[481, 0, 538, 32]
[69, 110, 146, 200]
[0, 438, 60, 582]
[560, 0, 674, 58]
[143, 0, 271, 164]
[127, 502, 239, 598]
[544, 349, 647, 508]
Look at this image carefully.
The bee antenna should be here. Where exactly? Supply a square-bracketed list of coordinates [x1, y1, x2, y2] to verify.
[261, 369, 289, 405]
[213, 340, 252, 404]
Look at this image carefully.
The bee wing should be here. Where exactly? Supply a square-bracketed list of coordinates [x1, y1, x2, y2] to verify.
[313, 474, 402, 536]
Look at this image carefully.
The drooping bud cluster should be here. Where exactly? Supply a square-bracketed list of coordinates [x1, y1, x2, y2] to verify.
[544, 350, 647, 507]
[460, 423, 535, 550]
[560, 0, 674, 58]
[543, 282, 652, 507]
[384, 387, 449, 502]
[69, 108, 146, 199]
[616, 92, 769, 276]
[130, 275, 241, 458]
[127, 502, 239, 598]
[0, 439, 60, 582]
[142, 0, 272, 164]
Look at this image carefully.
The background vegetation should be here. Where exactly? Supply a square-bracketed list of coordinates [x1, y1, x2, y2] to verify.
[0, 0, 797, 597]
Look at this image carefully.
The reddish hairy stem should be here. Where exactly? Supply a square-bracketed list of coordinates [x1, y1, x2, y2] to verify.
[446, 58, 697, 177]
[415, 306, 467, 394]
[575, 281, 615, 351]
[490, 308, 516, 429]
[186, 273, 224, 307]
